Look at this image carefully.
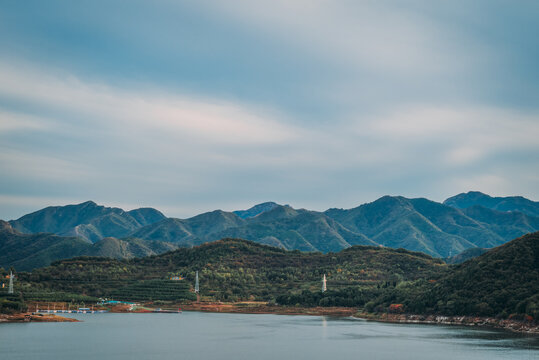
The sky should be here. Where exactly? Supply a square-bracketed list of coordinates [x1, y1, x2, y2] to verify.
[0, 0, 538, 220]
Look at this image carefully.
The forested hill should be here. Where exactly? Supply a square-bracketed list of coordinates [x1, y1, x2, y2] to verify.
[418, 231, 539, 318]
[275, 232, 539, 319]
[16, 239, 446, 302]
[8, 234, 538, 321]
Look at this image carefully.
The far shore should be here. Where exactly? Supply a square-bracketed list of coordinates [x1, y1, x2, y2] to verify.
[4, 301, 537, 334]
[0, 312, 79, 323]
[111, 301, 539, 334]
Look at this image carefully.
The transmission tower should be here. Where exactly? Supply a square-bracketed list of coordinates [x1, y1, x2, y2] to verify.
[195, 271, 200, 303]
[8, 271, 14, 294]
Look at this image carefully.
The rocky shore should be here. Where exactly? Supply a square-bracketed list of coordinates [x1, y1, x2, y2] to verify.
[0, 312, 79, 323]
[357, 313, 539, 334]
[180, 303, 539, 334]
[9, 301, 535, 335]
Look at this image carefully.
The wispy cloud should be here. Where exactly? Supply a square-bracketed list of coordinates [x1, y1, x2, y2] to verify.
[0, 1, 537, 219]
[0, 62, 298, 146]
[365, 105, 539, 166]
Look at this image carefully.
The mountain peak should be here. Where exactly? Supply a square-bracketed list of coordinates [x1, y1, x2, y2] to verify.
[444, 192, 539, 217]
[8, 201, 165, 242]
[233, 202, 281, 219]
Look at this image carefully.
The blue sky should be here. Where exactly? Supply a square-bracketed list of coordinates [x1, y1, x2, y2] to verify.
[0, 1, 538, 220]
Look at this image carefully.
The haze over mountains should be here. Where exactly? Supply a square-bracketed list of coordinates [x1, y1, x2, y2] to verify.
[2, 191, 538, 270]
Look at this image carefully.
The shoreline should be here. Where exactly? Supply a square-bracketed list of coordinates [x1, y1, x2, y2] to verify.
[5, 302, 536, 334]
[112, 302, 538, 334]
[355, 312, 539, 335]
[179, 302, 539, 334]
[179, 302, 357, 317]
[0, 312, 79, 323]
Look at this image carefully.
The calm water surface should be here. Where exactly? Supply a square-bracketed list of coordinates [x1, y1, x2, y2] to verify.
[1, 312, 537, 360]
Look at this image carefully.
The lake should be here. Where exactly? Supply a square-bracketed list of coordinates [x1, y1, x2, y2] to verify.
[1, 312, 537, 360]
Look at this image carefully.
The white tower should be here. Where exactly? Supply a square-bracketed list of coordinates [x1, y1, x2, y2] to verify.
[195, 271, 200, 303]
[322, 274, 327, 293]
[8, 271, 14, 294]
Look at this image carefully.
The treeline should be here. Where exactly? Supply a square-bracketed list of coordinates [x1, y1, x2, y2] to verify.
[0, 293, 27, 314]
[276, 287, 380, 307]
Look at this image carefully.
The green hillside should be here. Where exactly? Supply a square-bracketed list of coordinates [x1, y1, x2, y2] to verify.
[14, 239, 446, 302]
[444, 247, 488, 264]
[361, 232, 538, 318]
[421, 232, 539, 318]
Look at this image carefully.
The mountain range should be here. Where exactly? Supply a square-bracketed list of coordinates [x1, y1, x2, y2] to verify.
[0, 220, 178, 271]
[2, 191, 538, 270]
[9, 201, 166, 243]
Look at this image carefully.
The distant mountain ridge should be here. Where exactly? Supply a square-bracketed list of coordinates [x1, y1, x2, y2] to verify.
[0, 220, 177, 271]
[444, 191, 539, 217]
[129, 194, 539, 257]
[324, 195, 539, 257]
[9, 201, 166, 243]
[2, 192, 538, 270]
